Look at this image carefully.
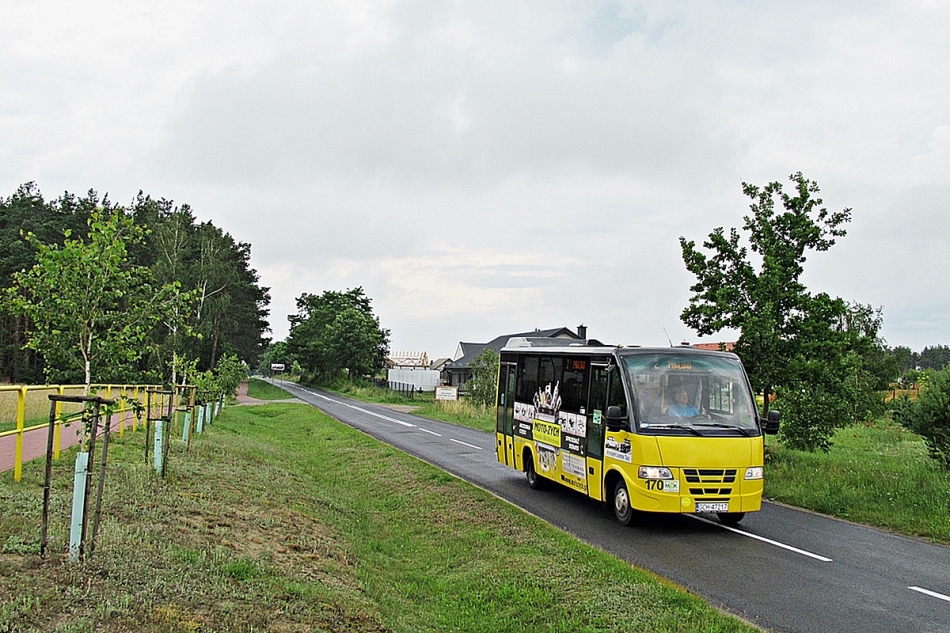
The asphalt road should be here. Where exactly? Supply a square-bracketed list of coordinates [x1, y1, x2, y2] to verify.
[274, 381, 950, 633]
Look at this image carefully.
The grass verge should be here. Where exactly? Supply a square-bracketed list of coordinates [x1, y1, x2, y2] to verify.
[323, 381, 495, 432]
[246, 378, 295, 400]
[1, 403, 757, 632]
[765, 417, 950, 544]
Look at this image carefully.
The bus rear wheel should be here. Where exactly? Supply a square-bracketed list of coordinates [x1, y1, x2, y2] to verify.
[612, 479, 636, 526]
[717, 512, 745, 526]
[525, 456, 544, 490]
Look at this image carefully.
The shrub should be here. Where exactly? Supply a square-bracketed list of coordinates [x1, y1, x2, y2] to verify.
[467, 348, 499, 409]
[776, 386, 850, 452]
[892, 368, 950, 469]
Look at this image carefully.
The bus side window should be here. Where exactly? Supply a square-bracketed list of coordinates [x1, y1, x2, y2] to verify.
[496, 364, 517, 435]
[495, 364, 510, 433]
[518, 356, 539, 404]
[539, 356, 559, 397]
[607, 366, 627, 426]
[588, 366, 608, 459]
[560, 359, 588, 413]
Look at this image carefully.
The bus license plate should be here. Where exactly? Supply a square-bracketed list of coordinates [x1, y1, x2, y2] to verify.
[696, 502, 729, 513]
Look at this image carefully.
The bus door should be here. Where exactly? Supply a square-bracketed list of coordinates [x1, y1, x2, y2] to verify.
[586, 363, 609, 501]
[495, 362, 518, 467]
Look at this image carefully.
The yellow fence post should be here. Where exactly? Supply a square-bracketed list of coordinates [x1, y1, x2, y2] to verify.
[105, 384, 122, 438]
[13, 386, 26, 482]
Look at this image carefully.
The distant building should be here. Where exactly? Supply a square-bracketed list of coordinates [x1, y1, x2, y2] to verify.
[690, 341, 736, 352]
[386, 351, 440, 391]
[429, 357, 451, 373]
[387, 351, 430, 368]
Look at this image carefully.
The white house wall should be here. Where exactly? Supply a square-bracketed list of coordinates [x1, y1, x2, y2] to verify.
[387, 368, 441, 390]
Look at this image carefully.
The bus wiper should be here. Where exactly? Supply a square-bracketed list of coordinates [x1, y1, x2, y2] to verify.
[691, 422, 753, 436]
[644, 424, 704, 436]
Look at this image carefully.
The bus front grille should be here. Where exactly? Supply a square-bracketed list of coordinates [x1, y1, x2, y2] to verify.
[683, 468, 737, 484]
[690, 488, 733, 496]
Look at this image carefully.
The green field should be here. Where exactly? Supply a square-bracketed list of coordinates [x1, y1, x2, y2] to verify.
[1, 403, 758, 632]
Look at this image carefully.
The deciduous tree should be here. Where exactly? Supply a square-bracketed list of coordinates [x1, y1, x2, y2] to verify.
[287, 288, 390, 383]
[6, 210, 179, 390]
[680, 173, 880, 450]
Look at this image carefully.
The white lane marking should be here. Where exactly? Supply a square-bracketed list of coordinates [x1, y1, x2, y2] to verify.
[691, 515, 833, 562]
[909, 586, 950, 603]
[348, 405, 416, 428]
[295, 389, 459, 446]
[449, 438, 483, 450]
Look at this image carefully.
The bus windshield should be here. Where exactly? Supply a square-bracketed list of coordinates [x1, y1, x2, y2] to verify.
[621, 353, 758, 434]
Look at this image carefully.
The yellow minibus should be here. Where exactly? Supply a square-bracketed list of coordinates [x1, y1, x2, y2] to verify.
[495, 338, 780, 525]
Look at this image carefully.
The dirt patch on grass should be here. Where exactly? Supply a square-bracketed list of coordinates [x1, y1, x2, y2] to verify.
[376, 404, 419, 414]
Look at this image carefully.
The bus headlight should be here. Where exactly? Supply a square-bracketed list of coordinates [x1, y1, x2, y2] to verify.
[638, 466, 673, 480]
[745, 467, 764, 480]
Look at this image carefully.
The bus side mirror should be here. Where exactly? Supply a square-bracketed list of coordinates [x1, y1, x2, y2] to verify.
[605, 405, 627, 431]
[762, 410, 780, 435]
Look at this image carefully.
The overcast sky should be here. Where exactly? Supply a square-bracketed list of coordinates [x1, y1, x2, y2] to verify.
[2, 1, 948, 359]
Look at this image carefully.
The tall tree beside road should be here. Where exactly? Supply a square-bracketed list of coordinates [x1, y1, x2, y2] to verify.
[0, 183, 100, 382]
[130, 192, 271, 374]
[258, 340, 292, 374]
[287, 288, 390, 383]
[680, 173, 881, 450]
[5, 210, 182, 390]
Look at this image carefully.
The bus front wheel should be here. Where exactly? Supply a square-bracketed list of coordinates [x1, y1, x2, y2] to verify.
[525, 456, 544, 490]
[717, 512, 745, 526]
[612, 480, 636, 526]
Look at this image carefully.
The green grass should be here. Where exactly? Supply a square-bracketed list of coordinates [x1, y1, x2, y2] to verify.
[1, 403, 758, 632]
[324, 380, 424, 405]
[245, 377, 295, 400]
[411, 399, 495, 432]
[323, 381, 496, 432]
[765, 418, 950, 543]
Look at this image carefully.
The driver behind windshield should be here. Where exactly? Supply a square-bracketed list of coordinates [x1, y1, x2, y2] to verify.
[667, 388, 699, 418]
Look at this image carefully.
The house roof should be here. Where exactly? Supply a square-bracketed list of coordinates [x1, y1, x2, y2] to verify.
[429, 357, 451, 371]
[454, 342, 482, 360]
[445, 327, 582, 371]
[388, 351, 430, 368]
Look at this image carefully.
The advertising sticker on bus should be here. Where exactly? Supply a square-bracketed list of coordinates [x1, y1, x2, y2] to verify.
[605, 435, 632, 462]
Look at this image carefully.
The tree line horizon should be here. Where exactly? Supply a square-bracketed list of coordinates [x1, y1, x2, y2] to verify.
[0, 182, 270, 387]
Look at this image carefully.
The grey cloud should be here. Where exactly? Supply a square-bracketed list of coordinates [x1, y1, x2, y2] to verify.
[152, 4, 733, 192]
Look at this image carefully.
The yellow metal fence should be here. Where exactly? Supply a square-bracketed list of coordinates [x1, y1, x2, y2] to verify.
[0, 384, 160, 482]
